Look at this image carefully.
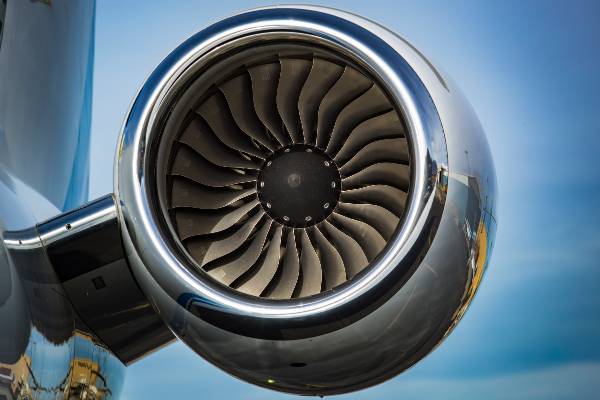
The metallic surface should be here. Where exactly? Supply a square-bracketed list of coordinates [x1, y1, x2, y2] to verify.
[115, 6, 496, 395]
[0, 0, 93, 212]
[0, 1, 126, 399]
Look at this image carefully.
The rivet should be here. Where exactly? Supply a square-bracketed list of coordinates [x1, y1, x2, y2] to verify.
[305, 216, 312, 222]
[305, 148, 313, 153]
[331, 181, 336, 188]
[324, 161, 330, 167]
[259, 181, 265, 188]
[283, 216, 290, 222]
[323, 202, 330, 209]
[284, 148, 290, 153]
[266, 161, 272, 167]
[266, 202, 272, 209]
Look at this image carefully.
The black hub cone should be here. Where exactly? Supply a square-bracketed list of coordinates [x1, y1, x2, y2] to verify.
[257, 145, 340, 227]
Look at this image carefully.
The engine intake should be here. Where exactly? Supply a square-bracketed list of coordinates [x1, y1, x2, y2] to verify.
[157, 39, 412, 300]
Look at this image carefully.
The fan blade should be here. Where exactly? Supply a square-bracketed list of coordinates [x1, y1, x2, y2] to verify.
[311, 226, 346, 289]
[220, 73, 277, 152]
[247, 63, 290, 146]
[179, 117, 260, 170]
[320, 220, 368, 278]
[208, 219, 272, 286]
[196, 93, 265, 159]
[298, 58, 344, 145]
[188, 211, 264, 266]
[342, 162, 410, 191]
[269, 229, 300, 299]
[330, 213, 386, 261]
[334, 111, 406, 163]
[171, 146, 257, 187]
[237, 226, 283, 296]
[340, 184, 407, 217]
[174, 200, 259, 239]
[325, 86, 391, 155]
[338, 137, 409, 175]
[276, 58, 312, 143]
[298, 230, 322, 297]
[170, 177, 255, 209]
[315, 67, 372, 149]
[336, 202, 399, 240]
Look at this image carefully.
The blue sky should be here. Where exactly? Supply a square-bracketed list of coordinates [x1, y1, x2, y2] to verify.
[90, 1, 600, 399]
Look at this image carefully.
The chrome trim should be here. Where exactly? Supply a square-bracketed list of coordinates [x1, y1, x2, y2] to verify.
[3, 195, 116, 250]
[38, 196, 116, 247]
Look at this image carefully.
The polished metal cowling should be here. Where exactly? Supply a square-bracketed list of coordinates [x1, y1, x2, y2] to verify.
[115, 6, 497, 395]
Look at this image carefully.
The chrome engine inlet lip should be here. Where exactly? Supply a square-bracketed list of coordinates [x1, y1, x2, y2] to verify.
[115, 7, 448, 323]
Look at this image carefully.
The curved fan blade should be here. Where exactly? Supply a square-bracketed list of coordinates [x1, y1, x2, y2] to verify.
[311, 227, 346, 289]
[334, 111, 406, 163]
[298, 58, 344, 145]
[171, 146, 257, 187]
[196, 93, 265, 159]
[189, 212, 264, 266]
[336, 202, 399, 240]
[338, 137, 409, 175]
[324, 86, 391, 155]
[175, 199, 259, 239]
[330, 213, 386, 260]
[179, 117, 260, 170]
[269, 229, 300, 299]
[237, 226, 283, 296]
[207, 219, 272, 286]
[277, 58, 312, 143]
[220, 73, 277, 152]
[247, 63, 290, 146]
[170, 178, 255, 209]
[342, 162, 410, 190]
[298, 230, 322, 297]
[320, 221, 368, 278]
[340, 184, 407, 217]
[315, 67, 372, 149]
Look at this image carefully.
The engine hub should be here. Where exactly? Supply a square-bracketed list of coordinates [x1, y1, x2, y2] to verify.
[257, 145, 340, 227]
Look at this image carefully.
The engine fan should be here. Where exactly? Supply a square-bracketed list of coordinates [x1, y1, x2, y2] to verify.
[161, 43, 411, 301]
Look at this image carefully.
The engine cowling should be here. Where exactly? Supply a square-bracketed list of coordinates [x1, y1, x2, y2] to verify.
[115, 6, 497, 395]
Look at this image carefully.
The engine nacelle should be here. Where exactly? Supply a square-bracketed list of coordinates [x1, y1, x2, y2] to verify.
[114, 6, 496, 395]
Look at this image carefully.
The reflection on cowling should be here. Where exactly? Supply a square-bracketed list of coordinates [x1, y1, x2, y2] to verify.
[446, 173, 497, 333]
[0, 329, 124, 400]
[66, 331, 125, 400]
